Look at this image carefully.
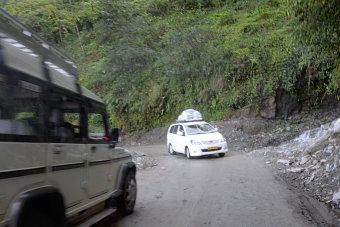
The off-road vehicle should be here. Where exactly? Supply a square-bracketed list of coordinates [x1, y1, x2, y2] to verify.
[0, 9, 136, 226]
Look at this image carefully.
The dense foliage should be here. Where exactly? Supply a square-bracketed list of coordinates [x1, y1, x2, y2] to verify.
[286, 0, 340, 103]
[3, 0, 340, 132]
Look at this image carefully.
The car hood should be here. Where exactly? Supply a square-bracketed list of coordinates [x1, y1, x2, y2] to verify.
[187, 132, 223, 141]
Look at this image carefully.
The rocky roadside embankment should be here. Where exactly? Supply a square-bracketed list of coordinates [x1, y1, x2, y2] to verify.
[248, 119, 340, 219]
[120, 109, 340, 220]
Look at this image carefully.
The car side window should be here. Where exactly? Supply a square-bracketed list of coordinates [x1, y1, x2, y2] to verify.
[177, 125, 185, 136]
[63, 112, 81, 138]
[88, 108, 108, 142]
[47, 94, 84, 142]
[0, 71, 44, 138]
[170, 125, 178, 134]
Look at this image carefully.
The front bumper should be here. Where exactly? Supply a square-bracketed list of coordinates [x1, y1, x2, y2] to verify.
[188, 142, 228, 157]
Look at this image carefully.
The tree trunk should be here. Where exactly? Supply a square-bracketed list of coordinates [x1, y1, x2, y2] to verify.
[2, 0, 7, 7]
[68, 0, 86, 56]
[53, 0, 64, 46]
[90, 0, 98, 40]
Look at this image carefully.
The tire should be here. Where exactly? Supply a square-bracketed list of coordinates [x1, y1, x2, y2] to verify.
[185, 147, 191, 159]
[168, 144, 175, 155]
[119, 171, 137, 216]
[19, 210, 56, 227]
[219, 153, 225, 157]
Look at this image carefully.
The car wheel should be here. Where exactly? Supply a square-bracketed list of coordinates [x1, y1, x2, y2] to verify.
[219, 153, 225, 157]
[168, 144, 175, 155]
[119, 171, 137, 215]
[185, 147, 191, 159]
[19, 210, 57, 227]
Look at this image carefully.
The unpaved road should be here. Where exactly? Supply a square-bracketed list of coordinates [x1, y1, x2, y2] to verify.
[112, 145, 337, 227]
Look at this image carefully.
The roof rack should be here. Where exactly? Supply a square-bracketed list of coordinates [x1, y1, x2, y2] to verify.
[176, 120, 204, 123]
[0, 8, 78, 78]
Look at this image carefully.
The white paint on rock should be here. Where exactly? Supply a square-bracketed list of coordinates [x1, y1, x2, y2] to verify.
[277, 159, 290, 166]
[333, 118, 340, 134]
[300, 156, 310, 165]
[333, 191, 340, 203]
[287, 167, 304, 173]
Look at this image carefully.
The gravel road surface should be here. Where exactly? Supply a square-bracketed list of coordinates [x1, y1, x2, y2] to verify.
[111, 145, 337, 227]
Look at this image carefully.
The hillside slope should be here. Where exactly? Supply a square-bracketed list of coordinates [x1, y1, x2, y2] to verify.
[4, 0, 339, 132]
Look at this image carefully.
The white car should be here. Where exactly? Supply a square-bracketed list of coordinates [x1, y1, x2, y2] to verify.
[167, 121, 227, 158]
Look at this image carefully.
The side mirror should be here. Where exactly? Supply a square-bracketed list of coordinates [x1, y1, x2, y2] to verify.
[111, 128, 121, 143]
[214, 127, 218, 131]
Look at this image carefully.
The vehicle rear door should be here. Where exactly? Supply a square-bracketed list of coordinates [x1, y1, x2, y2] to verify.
[47, 95, 86, 209]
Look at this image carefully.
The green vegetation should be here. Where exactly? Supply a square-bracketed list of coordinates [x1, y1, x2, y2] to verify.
[4, 0, 340, 132]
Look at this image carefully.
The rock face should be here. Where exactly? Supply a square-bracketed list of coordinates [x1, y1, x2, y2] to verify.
[249, 118, 340, 212]
[260, 96, 276, 119]
[275, 89, 302, 119]
[230, 105, 257, 119]
[251, 90, 302, 120]
[234, 89, 301, 120]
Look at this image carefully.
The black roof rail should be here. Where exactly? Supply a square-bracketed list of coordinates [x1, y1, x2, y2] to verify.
[0, 8, 78, 78]
[176, 120, 204, 123]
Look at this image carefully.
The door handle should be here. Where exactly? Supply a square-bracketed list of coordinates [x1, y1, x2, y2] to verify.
[54, 145, 62, 154]
[91, 146, 96, 153]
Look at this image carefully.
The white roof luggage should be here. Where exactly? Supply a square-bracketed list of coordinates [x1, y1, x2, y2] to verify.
[177, 109, 203, 122]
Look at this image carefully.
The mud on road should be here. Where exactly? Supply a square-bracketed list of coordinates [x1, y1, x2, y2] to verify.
[111, 145, 338, 227]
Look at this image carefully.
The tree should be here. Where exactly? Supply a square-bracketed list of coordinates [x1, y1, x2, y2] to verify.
[286, 0, 340, 102]
[4, 0, 74, 44]
[53, 0, 64, 46]
[68, 0, 86, 55]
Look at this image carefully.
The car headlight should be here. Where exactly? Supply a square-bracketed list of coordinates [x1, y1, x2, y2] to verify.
[220, 137, 227, 143]
[191, 140, 202, 145]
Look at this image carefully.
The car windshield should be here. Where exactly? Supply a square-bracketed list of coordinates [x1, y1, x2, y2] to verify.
[184, 123, 216, 135]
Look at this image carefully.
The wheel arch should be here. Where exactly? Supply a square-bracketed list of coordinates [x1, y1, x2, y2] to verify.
[168, 143, 175, 153]
[185, 146, 191, 159]
[108, 161, 136, 206]
[185, 145, 189, 153]
[8, 186, 66, 227]
[117, 162, 136, 191]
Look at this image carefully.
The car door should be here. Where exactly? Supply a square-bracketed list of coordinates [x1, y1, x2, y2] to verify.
[176, 125, 186, 153]
[86, 106, 114, 199]
[47, 95, 86, 209]
[49, 142, 86, 208]
[167, 125, 177, 150]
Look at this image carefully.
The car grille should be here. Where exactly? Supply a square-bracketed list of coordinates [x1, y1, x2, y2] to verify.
[201, 147, 222, 152]
[201, 140, 219, 145]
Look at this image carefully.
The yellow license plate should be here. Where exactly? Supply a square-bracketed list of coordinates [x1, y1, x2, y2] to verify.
[208, 147, 218, 150]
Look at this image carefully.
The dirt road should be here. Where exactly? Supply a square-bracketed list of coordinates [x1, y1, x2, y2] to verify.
[112, 145, 337, 227]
